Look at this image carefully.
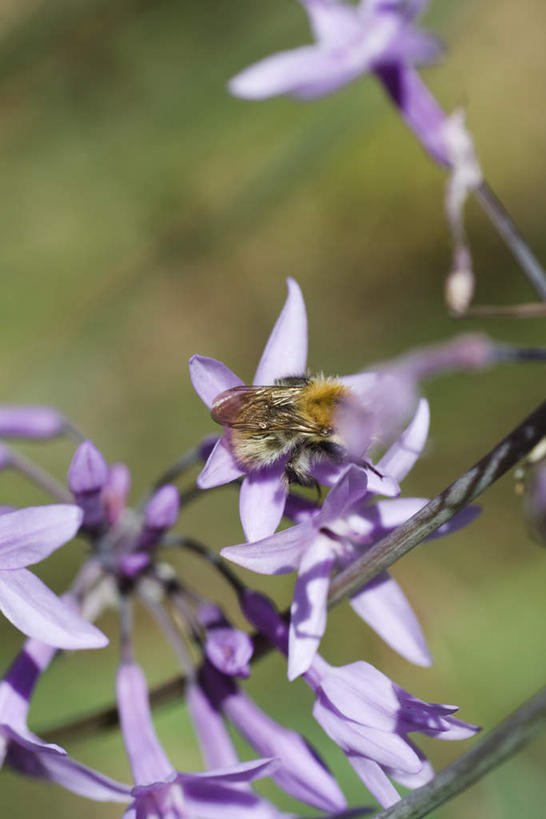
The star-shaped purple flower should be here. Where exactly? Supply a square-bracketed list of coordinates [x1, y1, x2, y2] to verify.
[190, 278, 404, 542]
[222, 400, 480, 678]
[228, 0, 440, 101]
[0, 505, 107, 649]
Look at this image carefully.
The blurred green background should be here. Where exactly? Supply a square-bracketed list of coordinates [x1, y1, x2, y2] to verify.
[0, 0, 545, 816]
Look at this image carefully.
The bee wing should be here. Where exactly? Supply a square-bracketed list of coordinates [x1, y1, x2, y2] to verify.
[211, 385, 320, 434]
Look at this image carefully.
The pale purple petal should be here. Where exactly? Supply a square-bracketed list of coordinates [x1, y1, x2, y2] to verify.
[189, 355, 244, 409]
[182, 780, 281, 819]
[6, 741, 131, 802]
[0, 406, 65, 439]
[0, 505, 83, 570]
[377, 399, 430, 482]
[229, 46, 364, 102]
[378, 27, 442, 67]
[318, 465, 369, 525]
[67, 441, 108, 494]
[187, 683, 239, 769]
[239, 465, 288, 541]
[205, 628, 253, 678]
[346, 756, 400, 809]
[103, 463, 131, 526]
[426, 716, 480, 740]
[117, 661, 174, 785]
[313, 695, 421, 772]
[0, 568, 108, 649]
[197, 438, 245, 489]
[306, 0, 362, 45]
[366, 497, 428, 530]
[221, 524, 310, 575]
[319, 661, 400, 731]
[253, 278, 307, 386]
[288, 534, 336, 680]
[178, 758, 278, 785]
[144, 485, 180, 529]
[349, 573, 432, 666]
[386, 741, 434, 789]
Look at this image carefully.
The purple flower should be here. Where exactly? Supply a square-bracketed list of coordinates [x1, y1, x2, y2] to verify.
[198, 603, 254, 678]
[308, 656, 479, 808]
[117, 659, 281, 818]
[198, 660, 348, 813]
[0, 406, 65, 439]
[102, 462, 132, 526]
[223, 400, 479, 677]
[0, 505, 107, 649]
[190, 278, 405, 541]
[68, 440, 109, 529]
[1, 634, 131, 803]
[229, 0, 440, 101]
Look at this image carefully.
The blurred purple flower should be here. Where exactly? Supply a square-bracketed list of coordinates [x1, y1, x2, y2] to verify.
[0, 505, 107, 649]
[0, 406, 66, 439]
[229, 0, 440, 101]
[198, 659, 348, 813]
[223, 400, 480, 677]
[117, 659, 280, 818]
[68, 440, 109, 529]
[102, 462, 132, 526]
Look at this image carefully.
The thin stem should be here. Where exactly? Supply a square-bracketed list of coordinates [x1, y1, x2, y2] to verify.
[163, 534, 247, 594]
[139, 445, 203, 508]
[119, 595, 133, 664]
[474, 182, 546, 301]
[7, 448, 72, 503]
[374, 686, 546, 819]
[139, 590, 196, 680]
[457, 303, 546, 319]
[328, 400, 546, 607]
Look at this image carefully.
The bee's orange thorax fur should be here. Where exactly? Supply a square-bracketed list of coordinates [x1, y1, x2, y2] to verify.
[296, 379, 349, 432]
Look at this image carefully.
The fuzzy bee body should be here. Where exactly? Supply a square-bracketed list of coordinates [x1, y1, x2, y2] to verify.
[211, 376, 351, 486]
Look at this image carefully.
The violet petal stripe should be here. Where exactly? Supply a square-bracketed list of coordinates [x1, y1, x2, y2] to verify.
[197, 437, 245, 489]
[116, 661, 174, 786]
[239, 465, 288, 542]
[0, 569, 108, 649]
[221, 523, 311, 575]
[189, 355, 244, 409]
[288, 535, 336, 680]
[6, 738, 131, 803]
[253, 278, 308, 386]
[346, 755, 400, 809]
[349, 572, 432, 667]
[181, 779, 281, 819]
[377, 399, 430, 482]
[0, 406, 65, 439]
[0, 505, 83, 570]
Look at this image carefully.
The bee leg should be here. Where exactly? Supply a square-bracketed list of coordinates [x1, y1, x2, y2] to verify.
[358, 458, 384, 479]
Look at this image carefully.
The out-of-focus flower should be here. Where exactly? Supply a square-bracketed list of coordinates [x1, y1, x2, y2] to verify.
[117, 659, 281, 818]
[198, 660, 348, 813]
[0, 505, 107, 649]
[0, 406, 66, 439]
[68, 441, 109, 529]
[190, 279, 407, 541]
[223, 401, 480, 678]
[229, 0, 440, 101]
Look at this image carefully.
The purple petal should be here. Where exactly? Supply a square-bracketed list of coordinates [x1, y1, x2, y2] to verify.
[221, 524, 310, 575]
[349, 573, 432, 666]
[319, 661, 400, 731]
[103, 463, 131, 526]
[318, 465, 369, 525]
[0, 568, 108, 649]
[6, 741, 131, 802]
[187, 683, 239, 769]
[426, 716, 480, 741]
[229, 46, 364, 101]
[346, 756, 400, 809]
[181, 780, 281, 819]
[386, 740, 434, 789]
[313, 695, 421, 772]
[253, 279, 307, 386]
[377, 399, 429, 482]
[117, 661, 174, 785]
[0, 406, 65, 439]
[306, 0, 362, 46]
[197, 437, 245, 489]
[67, 441, 109, 494]
[288, 535, 336, 680]
[144, 484, 180, 530]
[239, 466, 288, 541]
[189, 355, 244, 409]
[378, 28, 442, 67]
[0, 505, 83, 570]
[178, 758, 278, 785]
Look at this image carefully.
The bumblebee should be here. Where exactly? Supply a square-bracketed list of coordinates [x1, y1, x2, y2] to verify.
[211, 375, 360, 487]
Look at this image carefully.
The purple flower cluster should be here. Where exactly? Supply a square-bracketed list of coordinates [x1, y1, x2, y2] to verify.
[0, 278, 484, 815]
